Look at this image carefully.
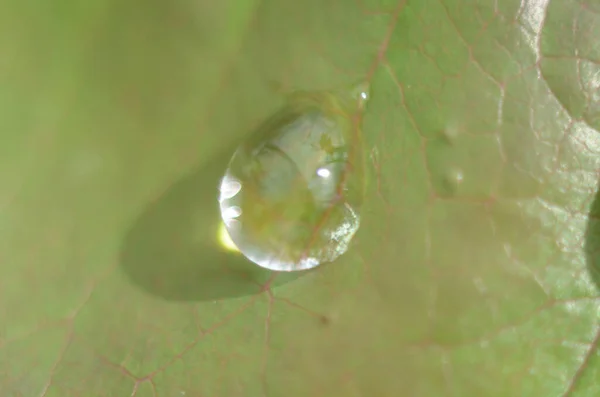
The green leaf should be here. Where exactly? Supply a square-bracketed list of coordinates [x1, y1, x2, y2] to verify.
[1, 0, 600, 396]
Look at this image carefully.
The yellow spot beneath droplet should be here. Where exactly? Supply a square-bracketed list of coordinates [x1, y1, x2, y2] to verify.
[217, 222, 240, 253]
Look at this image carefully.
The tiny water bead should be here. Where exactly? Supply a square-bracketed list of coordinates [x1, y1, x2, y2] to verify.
[442, 167, 464, 196]
[218, 83, 370, 272]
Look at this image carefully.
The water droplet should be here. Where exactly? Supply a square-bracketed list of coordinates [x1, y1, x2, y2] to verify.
[442, 167, 464, 195]
[351, 81, 370, 110]
[218, 85, 369, 272]
[441, 126, 460, 145]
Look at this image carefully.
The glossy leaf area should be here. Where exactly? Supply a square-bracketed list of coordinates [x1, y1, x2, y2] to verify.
[219, 90, 366, 271]
[1, 1, 600, 397]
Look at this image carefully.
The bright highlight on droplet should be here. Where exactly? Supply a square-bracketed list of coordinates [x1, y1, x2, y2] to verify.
[217, 222, 240, 253]
[221, 205, 242, 221]
[316, 167, 331, 178]
[219, 176, 242, 202]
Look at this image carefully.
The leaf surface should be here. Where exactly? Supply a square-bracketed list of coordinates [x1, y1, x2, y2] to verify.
[1, 0, 600, 396]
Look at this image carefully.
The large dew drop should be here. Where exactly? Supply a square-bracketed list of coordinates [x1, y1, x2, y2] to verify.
[218, 84, 369, 272]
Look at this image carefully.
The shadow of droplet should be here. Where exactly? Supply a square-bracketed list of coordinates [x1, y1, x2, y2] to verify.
[585, 184, 600, 292]
[119, 143, 301, 302]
